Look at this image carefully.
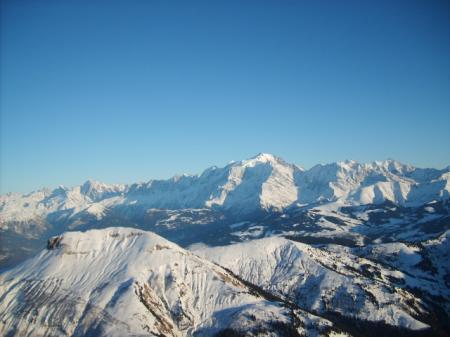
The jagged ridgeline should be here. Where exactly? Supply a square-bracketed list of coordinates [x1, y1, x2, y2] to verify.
[1, 153, 449, 268]
[0, 154, 449, 336]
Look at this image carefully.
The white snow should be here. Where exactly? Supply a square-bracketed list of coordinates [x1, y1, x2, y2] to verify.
[196, 237, 430, 330]
[0, 227, 336, 337]
[1, 154, 449, 228]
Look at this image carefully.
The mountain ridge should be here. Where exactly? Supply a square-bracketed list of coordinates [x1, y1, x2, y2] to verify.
[1, 153, 449, 272]
[1, 154, 449, 224]
[0, 227, 337, 337]
[2, 227, 446, 337]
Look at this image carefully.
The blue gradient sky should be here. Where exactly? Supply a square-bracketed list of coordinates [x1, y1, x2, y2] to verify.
[1, 0, 450, 193]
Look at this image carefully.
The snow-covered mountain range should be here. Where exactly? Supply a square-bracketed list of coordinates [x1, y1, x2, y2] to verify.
[1, 154, 449, 336]
[1, 154, 449, 224]
[1, 153, 449, 266]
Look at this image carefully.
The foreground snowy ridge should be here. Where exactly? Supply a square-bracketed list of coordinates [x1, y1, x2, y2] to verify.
[0, 227, 340, 337]
[0, 227, 441, 337]
[194, 237, 431, 330]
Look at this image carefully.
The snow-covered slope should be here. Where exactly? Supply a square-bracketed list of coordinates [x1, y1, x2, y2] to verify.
[296, 159, 450, 205]
[111, 153, 300, 214]
[194, 237, 431, 331]
[0, 227, 339, 337]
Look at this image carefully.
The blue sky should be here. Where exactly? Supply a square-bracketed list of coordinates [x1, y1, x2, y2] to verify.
[1, 0, 449, 193]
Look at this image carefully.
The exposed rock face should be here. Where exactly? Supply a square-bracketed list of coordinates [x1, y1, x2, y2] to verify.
[47, 236, 62, 250]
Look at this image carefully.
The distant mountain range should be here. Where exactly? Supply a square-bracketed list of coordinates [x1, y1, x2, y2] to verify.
[0, 154, 449, 336]
[1, 153, 449, 223]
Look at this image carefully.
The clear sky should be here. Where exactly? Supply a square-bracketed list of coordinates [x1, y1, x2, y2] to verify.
[1, 0, 449, 193]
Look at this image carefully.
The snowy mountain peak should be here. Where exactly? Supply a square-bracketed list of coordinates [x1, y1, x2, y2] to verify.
[0, 155, 449, 226]
[202, 153, 298, 212]
[248, 152, 279, 162]
[0, 227, 336, 337]
[338, 159, 358, 166]
[242, 153, 294, 168]
[80, 179, 102, 193]
[46, 227, 180, 257]
[368, 159, 415, 174]
[80, 179, 125, 201]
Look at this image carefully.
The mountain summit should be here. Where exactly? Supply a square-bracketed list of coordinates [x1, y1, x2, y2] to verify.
[1, 154, 448, 224]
